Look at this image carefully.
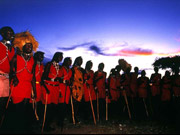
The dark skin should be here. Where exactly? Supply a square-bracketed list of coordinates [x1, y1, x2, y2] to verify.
[1, 28, 15, 51]
[10, 43, 37, 98]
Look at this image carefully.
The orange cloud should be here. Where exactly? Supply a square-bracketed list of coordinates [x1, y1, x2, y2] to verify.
[117, 48, 153, 56]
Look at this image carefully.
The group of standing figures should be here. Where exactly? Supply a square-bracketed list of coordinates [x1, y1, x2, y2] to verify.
[0, 26, 180, 133]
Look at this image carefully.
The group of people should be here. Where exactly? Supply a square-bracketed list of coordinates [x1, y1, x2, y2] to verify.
[0, 26, 180, 133]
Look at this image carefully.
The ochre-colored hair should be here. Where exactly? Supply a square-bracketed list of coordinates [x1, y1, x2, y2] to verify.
[13, 31, 39, 54]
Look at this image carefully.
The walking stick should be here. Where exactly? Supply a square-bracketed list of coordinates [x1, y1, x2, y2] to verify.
[143, 98, 149, 117]
[106, 94, 108, 121]
[41, 93, 48, 133]
[70, 95, 75, 125]
[123, 90, 131, 119]
[96, 88, 99, 122]
[87, 85, 96, 125]
[0, 85, 14, 127]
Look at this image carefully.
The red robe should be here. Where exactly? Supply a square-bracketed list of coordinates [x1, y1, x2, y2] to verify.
[42, 63, 61, 104]
[130, 72, 138, 97]
[11, 55, 34, 104]
[0, 42, 15, 97]
[172, 75, 180, 97]
[150, 73, 161, 96]
[58, 66, 72, 104]
[94, 71, 106, 99]
[84, 70, 96, 102]
[0, 42, 15, 73]
[137, 76, 149, 98]
[109, 75, 119, 101]
[121, 74, 131, 97]
[161, 76, 171, 101]
[115, 72, 121, 98]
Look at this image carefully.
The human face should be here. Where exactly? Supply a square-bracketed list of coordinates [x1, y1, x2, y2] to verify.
[2, 29, 14, 41]
[23, 43, 33, 54]
[37, 54, 44, 62]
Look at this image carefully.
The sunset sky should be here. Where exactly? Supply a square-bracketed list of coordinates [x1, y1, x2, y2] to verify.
[1, 0, 180, 77]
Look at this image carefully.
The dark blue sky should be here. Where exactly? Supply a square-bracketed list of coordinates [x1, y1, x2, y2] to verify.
[1, 0, 180, 76]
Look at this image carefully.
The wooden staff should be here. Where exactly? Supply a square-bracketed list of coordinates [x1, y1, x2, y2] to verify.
[70, 95, 75, 125]
[41, 93, 48, 133]
[0, 85, 14, 127]
[96, 88, 99, 122]
[106, 94, 108, 121]
[143, 98, 149, 117]
[87, 85, 96, 125]
[123, 90, 131, 119]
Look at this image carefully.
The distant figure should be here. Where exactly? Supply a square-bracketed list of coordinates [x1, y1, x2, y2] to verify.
[58, 57, 72, 130]
[107, 68, 118, 117]
[150, 67, 161, 119]
[130, 67, 139, 119]
[41, 52, 63, 131]
[160, 70, 172, 123]
[30, 51, 45, 122]
[71, 56, 85, 123]
[137, 70, 150, 120]
[172, 67, 180, 133]
[94, 63, 107, 121]
[83, 60, 96, 122]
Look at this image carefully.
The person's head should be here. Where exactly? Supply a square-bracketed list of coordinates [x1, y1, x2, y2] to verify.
[98, 63, 104, 71]
[85, 60, 93, 70]
[134, 67, 139, 73]
[110, 68, 116, 75]
[34, 51, 45, 62]
[154, 67, 159, 73]
[22, 43, 33, 54]
[141, 70, 146, 77]
[13, 31, 39, 55]
[73, 56, 83, 66]
[62, 57, 72, 67]
[52, 52, 63, 63]
[115, 65, 121, 73]
[165, 70, 170, 77]
[0, 26, 14, 41]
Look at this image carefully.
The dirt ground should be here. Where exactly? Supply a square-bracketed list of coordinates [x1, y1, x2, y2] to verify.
[38, 116, 177, 134]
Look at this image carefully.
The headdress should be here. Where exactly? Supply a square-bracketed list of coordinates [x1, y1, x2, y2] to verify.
[118, 59, 132, 72]
[13, 31, 38, 55]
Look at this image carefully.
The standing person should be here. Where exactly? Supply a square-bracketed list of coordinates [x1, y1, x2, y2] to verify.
[150, 67, 161, 120]
[120, 67, 132, 119]
[137, 70, 150, 120]
[83, 60, 96, 123]
[0, 26, 15, 132]
[10, 31, 38, 133]
[115, 65, 121, 115]
[30, 51, 45, 123]
[71, 56, 85, 123]
[172, 67, 180, 133]
[160, 70, 172, 123]
[58, 57, 72, 130]
[130, 67, 139, 119]
[94, 63, 107, 121]
[41, 52, 63, 132]
[107, 68, 118, 118]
